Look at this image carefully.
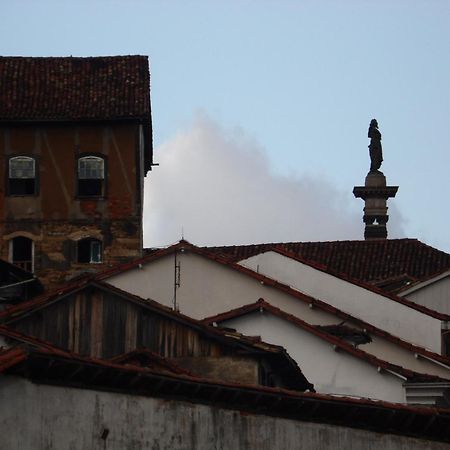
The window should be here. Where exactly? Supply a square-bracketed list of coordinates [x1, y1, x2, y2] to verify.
[77, 238, 102, 263]
[8, 156, 37, 195]
[77, 156, 105, 197]
[10, 236, 33, 272]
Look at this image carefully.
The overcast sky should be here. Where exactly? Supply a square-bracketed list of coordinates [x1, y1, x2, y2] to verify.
[2, 1, 449, 252]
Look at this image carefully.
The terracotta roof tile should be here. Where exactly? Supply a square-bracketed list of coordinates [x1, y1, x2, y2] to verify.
[205, 239, 450, 289]
[0, 56, 151, 122]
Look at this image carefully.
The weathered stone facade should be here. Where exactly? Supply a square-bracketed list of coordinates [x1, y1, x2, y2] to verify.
[0, 123, 147, 289]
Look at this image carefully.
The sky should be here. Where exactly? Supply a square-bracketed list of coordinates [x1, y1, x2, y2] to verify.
[2, 1, 449, 252]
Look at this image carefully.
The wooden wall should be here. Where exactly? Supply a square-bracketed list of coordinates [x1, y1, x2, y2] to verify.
[9, 289, 232, 360]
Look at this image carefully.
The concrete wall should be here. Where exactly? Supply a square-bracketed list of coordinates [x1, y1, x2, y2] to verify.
[220, 312, 405, 402]
[1, 375, 448, 450]
[239, 251, 442, 353]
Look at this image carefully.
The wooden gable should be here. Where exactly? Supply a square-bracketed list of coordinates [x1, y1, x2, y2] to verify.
[6, 284, 232, 360]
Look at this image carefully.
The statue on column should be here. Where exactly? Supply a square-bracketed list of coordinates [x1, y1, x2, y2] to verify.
[368, 119, 383, 172]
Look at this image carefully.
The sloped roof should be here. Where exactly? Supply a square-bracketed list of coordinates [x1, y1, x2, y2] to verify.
[205, 239, 450, 290]
[0, 56, 151, 122]
[2, 346, 450, 442]
[110, 349, 194, 376]
[103, 240, 450, 320]
[204, 299, 450, 384]
[0, 279, 312, 391]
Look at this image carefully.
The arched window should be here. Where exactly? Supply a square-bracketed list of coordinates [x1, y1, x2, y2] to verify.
[8, 156, 37, 195]
[10, 236, 33, 272]
[77, 238, 102, 263]
[77, 156, 105, 197]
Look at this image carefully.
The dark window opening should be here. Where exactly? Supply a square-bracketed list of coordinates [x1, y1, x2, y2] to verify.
[8, 156, 36, 195]
[77, 238, 102, 264]
[316, 324, 372, 346]
[11, 236, 33, 272]
[78, 156, 104, 197]
[259, 364, 276, 387]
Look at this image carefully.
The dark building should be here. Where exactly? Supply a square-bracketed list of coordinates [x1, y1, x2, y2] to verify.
[0, 56, 153, 289]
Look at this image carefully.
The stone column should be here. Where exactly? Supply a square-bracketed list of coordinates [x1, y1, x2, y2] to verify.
[353, 171, 398, 240]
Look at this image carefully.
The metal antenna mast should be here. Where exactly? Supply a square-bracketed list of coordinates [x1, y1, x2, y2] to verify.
[173, 251, 181, 311]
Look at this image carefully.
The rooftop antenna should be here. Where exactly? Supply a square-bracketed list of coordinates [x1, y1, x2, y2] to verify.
[181, 226, 184, 241]
[173, 251, 181, 311]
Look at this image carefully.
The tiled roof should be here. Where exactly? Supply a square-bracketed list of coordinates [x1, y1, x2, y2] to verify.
[110, 349, 194, 376]
[204, 299, 450, 384]
[0, 56, 151, 122]
[205, 239, 450, 289]
[0, 279, 312, 391]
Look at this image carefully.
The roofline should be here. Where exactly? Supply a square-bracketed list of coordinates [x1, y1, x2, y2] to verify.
[0, 278, 304, 370]
[203, 298, 450, 383]
[248, 245, 450, 320]
[94, 240, 450, 320]
[10, 239, 445, 364]
[398, 269, 450, 296]
[3, 347, 450, 442]
[109, 348, 196, 376]
[94, 241, 450, 353]
[0, 116, 150, 124]
[0, 324, 87, 354]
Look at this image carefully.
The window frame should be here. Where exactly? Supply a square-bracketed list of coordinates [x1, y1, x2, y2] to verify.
[9, 235, 34, 272]
[76, 154, 107, 198]
[76, 237, 103, 264]
[6, 155, 39, 196]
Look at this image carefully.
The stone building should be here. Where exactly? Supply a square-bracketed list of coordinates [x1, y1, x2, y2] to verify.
[0, 56, 153, 289]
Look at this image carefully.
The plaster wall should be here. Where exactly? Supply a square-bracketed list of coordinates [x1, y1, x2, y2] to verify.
[108, 251, 338, 324]
[1, 376, 448, 450]
[108, 252, 450, 379]
[239, 252, 442, 352]
[401, 275, 450, 315]
[361, 335, 450, 379]
[220, 312, 404, 402]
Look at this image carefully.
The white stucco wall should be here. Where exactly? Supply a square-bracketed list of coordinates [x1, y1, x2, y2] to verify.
[1, 376, 448, 450]
[401, 274, 450, 315]
[220, 312, 405, 402]
[361, 334, 450, 379]
[107, 250, 450, 380]
[108, 251, 338, 325]
[239, 251, 442, 352]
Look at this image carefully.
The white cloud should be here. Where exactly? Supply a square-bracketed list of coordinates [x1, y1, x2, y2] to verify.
[143, 114, 405, 247]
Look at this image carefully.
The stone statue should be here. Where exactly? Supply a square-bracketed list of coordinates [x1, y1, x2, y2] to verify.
[368, 119, 383, 172]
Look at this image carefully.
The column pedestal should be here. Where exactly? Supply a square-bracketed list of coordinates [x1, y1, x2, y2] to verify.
[353, 171, 398, 240]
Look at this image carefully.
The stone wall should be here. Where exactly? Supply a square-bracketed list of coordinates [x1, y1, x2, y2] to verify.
[0, 123, 145, 290]
[0, 376, 448, 450]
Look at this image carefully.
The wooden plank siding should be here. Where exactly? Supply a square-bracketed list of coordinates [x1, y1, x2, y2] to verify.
[9, 289, 231, 360]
